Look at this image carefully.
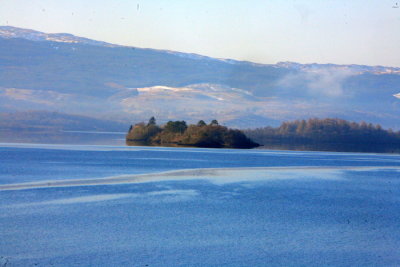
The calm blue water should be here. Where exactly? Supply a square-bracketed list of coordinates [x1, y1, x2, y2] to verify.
[1, 143, 400, 266]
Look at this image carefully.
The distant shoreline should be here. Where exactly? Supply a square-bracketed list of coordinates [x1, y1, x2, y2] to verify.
[245, 118, 400, 154]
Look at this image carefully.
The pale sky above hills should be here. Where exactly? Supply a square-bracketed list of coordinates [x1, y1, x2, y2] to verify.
[1, 0, 399, 66]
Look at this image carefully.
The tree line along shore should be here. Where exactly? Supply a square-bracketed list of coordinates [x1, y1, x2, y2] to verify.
[244, 118, 400, 152]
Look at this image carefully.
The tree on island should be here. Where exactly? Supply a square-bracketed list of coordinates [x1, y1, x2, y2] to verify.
[197, 120, 207, 127]
[164, 121, 188, 133]
[147, 116, 156, 126]
[126, 119, 161, 143]
[210, 119, 219, 126]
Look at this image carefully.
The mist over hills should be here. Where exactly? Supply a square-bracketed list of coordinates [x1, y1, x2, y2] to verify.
[0, 111, 125, 132]
[1, 26, 400, 130]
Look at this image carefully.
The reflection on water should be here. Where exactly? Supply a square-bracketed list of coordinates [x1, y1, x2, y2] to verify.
[0, 130, 126, 145]
[1, 144, 400, 266]
[260, 142, 400, 154]
[126, 140, 151, 146]
[2, 131, 400, 154]
[128, 140, 400, 154]
[1, 165, 400, 266]
[126, 140, 198, 148]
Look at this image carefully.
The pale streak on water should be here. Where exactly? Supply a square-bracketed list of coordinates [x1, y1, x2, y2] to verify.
[1, 166, 395, 191]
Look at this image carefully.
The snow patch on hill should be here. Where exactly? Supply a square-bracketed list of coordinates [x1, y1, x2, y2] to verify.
[277, 61, 400, 75]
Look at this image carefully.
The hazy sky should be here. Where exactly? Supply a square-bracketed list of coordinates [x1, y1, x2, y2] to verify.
[1, 0, 399, 66]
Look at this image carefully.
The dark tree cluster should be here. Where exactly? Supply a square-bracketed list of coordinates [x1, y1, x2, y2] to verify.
[244, 118, 400, 147]
[126, 118, 259, 149]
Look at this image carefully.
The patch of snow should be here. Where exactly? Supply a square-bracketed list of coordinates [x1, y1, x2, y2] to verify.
[136, 86, 194, 93]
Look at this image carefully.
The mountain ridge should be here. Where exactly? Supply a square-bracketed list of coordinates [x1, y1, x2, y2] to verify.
[0, 26, 400, 130]
[1, 26, 400, 73]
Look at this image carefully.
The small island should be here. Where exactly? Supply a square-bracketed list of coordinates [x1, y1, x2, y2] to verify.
[126, 117, 259, 149]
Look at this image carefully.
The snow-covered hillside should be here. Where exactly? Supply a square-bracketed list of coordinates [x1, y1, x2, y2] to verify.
[0, 26, 117, 47]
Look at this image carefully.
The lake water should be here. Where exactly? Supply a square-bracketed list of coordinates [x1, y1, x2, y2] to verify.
[1, 143, 400, 266]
